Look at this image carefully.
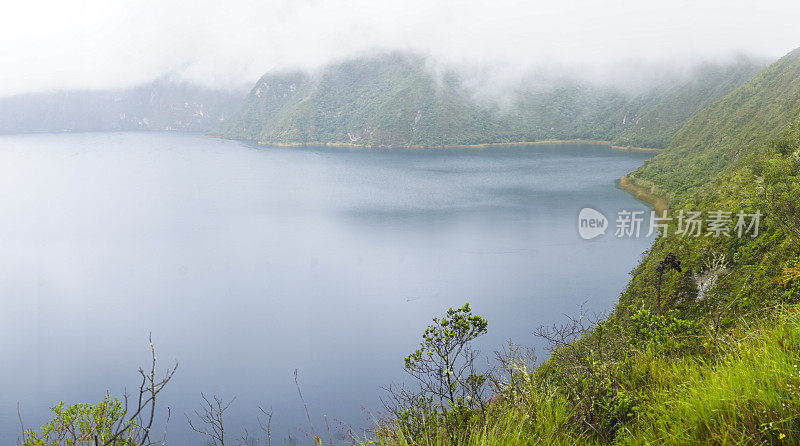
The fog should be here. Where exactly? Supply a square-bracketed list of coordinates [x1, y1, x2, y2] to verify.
[1, 0, 798, 97]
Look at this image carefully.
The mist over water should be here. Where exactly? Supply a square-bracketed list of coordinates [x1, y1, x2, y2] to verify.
[0, 133, 654, 443]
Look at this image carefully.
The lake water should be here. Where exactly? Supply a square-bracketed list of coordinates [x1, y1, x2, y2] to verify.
[0, 132, 655, 444]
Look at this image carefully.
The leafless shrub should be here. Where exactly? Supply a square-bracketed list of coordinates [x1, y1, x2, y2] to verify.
[294, 369, 332, 446]
[110, 335, 178, 446]
[534, 306, 630, 441]
[487, 341, 537, 400]
[17, 334, 178, 446]
[256, 406, 273, 446]
[186, 394, 236, 446]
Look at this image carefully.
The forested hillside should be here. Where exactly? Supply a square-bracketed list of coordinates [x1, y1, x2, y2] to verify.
[212, 54, 499, 146]
[213, 53, 763, 148]
[609, 59, 764, 149]
[367, 48, 800, 445]
[632, 47, 800, 200]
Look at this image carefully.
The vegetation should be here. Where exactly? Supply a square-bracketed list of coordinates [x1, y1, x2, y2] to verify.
[20, 398, 138, 446]
[367, 48, 800, 445]
[368, 307, 800, 445]
[212, 52, 763, 149]
[20, 46, 800, 446]
[609, 58, 762, 149]
[631, 48, 800, 200]
[19, 337, 177, 446]
[381, 304, 489, 441]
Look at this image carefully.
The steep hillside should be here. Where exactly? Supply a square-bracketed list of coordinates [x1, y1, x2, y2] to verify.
[610, 58, 764, 149]
[370, 47, 800, 446]
[214, 53, 762, 148]
[632, 48, 800, 200]
[213, 54, 498, 146]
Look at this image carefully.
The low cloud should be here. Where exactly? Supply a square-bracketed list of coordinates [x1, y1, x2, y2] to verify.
[0, 0, 797, 97]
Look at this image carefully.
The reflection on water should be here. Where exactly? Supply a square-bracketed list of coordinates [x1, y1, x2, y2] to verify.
[0, 132, 654, 443]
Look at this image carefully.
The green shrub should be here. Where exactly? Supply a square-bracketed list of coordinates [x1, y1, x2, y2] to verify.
[20, 397, 136, 446]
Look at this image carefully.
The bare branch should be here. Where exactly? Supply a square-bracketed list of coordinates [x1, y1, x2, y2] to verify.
[186, 393, 236, 446]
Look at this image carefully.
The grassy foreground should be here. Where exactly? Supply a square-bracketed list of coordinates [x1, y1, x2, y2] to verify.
[366, 306, 800, 446]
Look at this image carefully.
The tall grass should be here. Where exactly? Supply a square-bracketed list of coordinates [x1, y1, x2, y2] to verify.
[367, 307, 800, 445]
[365, 386, 592, 446]
[621, 309, 800, 444]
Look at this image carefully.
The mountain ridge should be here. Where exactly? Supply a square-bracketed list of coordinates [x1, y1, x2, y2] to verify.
[212, 53, 765, 149]
[0, 79, 246, 134]
[631, 47, 800, 201]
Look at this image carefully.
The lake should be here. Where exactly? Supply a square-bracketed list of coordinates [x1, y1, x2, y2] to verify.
[0, 132, 655, 444]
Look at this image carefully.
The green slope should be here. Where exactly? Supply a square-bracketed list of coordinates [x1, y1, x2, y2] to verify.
[213, 54, 499, 146]
[213, 53, 763, 148]
[369, 49, 800, 445]
[632, 48, 800, 201]
[609, 58, 764, 149]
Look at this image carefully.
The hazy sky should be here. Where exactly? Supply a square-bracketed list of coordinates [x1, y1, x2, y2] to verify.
[1, 0, 799, 97]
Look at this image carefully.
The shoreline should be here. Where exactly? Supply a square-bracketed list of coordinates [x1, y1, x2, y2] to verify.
[212, 133, 668, 212]
[618, 175, 669, 215]
[212, 136, 664, 152]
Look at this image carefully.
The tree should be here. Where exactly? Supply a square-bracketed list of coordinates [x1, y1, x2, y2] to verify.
[403, 303, 488, 412]
[380, 303, 488, 440]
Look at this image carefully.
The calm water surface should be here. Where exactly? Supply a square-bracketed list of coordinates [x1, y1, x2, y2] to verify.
[0, 133, 654, 444]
